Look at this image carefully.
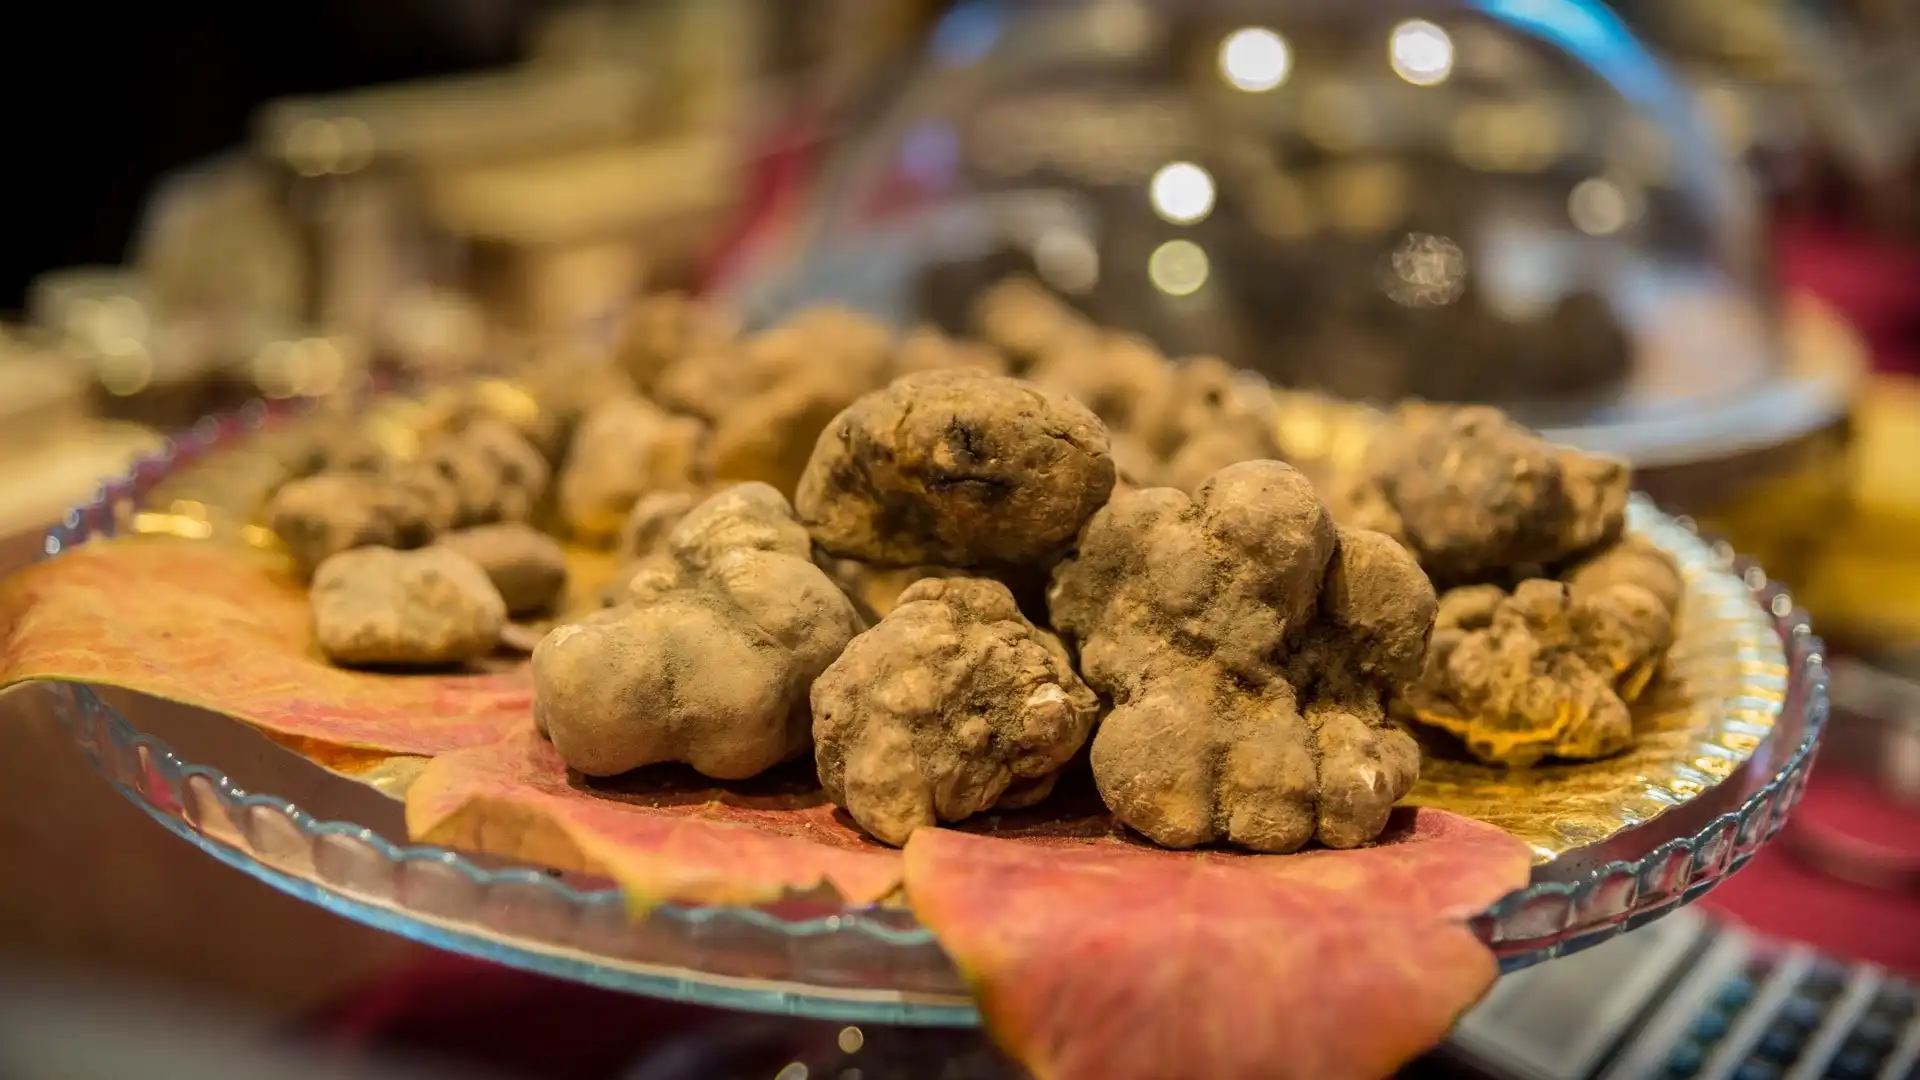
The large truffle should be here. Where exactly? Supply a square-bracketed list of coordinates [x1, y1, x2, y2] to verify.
[1048, 461, 1435, 852]
[812, 577, 1099, 845]
[1336, 404, 1629, 586]
[557, 397, 712, 545]
[532, 483, 863, 779]
[1401, 575, 1676, 767]
[796, 369, 1115, 568]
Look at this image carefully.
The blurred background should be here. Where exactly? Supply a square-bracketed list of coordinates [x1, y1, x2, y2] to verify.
[0, 1, 1915, 1077]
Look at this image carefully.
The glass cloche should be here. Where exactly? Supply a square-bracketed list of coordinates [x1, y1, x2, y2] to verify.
[725, 0, 1849, 468]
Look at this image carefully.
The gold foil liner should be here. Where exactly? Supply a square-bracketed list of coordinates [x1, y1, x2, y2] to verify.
[138, 385, 1789, 867]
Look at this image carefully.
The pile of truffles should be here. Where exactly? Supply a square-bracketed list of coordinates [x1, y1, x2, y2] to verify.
[264, 288, 1690, 855]
[1336, 404, 1683, 766]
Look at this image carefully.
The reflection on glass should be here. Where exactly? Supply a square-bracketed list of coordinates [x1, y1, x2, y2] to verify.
[1389, 19, 1455, 86]
[1218, 27, 1292, 92]
[1148, 161, 1216, 224]
[1148, 239, 1210, 296]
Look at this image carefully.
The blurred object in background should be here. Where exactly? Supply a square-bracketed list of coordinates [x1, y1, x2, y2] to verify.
[1608, 0, 1919, 235]
[736, 0, 1843, 465]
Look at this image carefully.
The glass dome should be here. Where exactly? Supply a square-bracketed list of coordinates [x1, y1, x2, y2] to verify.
[725, 0, 1842, 466]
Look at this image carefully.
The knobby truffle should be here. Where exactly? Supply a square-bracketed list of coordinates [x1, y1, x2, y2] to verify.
[532, 483, 864, 779]
[1401, 576, 1676, 766]
[1336, 403, 1629, 586]
[1049, 460, 1435, 852]
[812, 577, 1098, 845]
[796, 369, 1115, 568]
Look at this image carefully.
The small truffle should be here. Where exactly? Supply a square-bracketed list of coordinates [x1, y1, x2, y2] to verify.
[1027, 332, 1175, 435]
[813, 577, 1099, 845]
[1336, 404, 1629, 586]
[1401, 578, 1675, 766]
[796, 369, 1116, 568]
[1048, 461, 1434, 852]
[436, 523, 568, 616]
[655, 309, 899, 495]
[533, 484, 863, 779]
[970, 277, 1091, 372]
[312, 547, 507, 667]
[614, 291, 738, 394]
[891, 325, 1009, 378]
[558, 398, 712, 544]
[267, 473, 439, 577]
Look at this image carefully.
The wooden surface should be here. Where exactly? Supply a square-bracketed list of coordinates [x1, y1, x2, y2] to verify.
[0, 526, 424, 1024]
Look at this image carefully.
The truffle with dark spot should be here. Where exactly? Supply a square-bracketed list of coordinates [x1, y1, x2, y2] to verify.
[796, 369, 1115, 569]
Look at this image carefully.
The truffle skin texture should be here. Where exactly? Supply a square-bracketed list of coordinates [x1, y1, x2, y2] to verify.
[405, 418, 552, 528]
[532, 483, 864, 779]
[812, 577, 1099, 846]
[1048, 461, 1434, 852]
[1401, 577, 1675, 766]
[558, 397, 712, 544]
[267, 473, 439, 578]
[312, 547, 507, 667]
[435, 523, 568, 616]
[1337, 404, 1630, 586]
[796, 369, 1116, 569]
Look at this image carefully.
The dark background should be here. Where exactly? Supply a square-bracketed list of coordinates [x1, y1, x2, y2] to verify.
[0, 0, 550, 312]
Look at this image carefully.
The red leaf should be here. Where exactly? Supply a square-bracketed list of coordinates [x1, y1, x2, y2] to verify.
[407, 730, 902, 909]
[0, 539, 529, 756]
[904, 809, 1532, 1080]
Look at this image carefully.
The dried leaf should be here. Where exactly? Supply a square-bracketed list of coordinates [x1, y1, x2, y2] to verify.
[904, 809, 1532, 1080]
[407, 730, 902, 909]
[0, 539, 530, 755]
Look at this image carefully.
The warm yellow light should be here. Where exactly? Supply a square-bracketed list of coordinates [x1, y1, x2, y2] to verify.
[1390, 19, 1454, 86]
[1219, 27, 1291, 92]
[1148, 161, 1215, 225]
[1148, 239, 1210, 296]
[837, 1026, 865, 1054]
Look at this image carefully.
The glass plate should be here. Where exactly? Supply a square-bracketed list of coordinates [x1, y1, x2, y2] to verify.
[34, 404, 1829, 1026]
